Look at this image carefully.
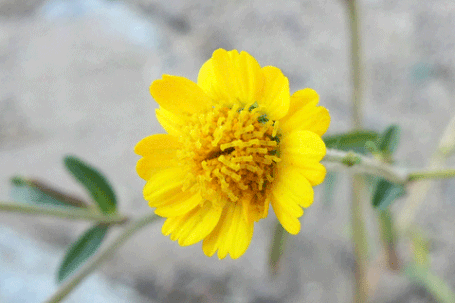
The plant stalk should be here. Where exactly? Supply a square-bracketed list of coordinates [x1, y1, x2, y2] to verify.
[0, 202, 128, 224]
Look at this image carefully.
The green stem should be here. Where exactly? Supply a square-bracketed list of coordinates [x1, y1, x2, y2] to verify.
[323, 149, 455, 184]
[348, 0, 363, 130]
[45, 213, 159, 303]
[408, 169, 455, 181]
[269, 222, 288, 276]
[0, 202, 128, 225]
[347, 0, 368, 301]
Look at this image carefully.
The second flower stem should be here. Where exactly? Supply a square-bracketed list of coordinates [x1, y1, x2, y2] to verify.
[45, 212, 159, 303]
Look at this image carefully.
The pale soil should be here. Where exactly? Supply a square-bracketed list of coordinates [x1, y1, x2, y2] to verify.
[1, 0, 455, 302]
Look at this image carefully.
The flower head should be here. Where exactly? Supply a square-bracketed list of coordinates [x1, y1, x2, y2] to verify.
[135, 49, 330, 259]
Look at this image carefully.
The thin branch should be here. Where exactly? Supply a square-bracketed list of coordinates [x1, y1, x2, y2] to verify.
[323, 149, 408, 184]
[0, 202, 128, 225]
[323, 149, 455, 184]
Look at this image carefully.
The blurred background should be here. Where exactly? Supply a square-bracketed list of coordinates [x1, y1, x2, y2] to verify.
[1, 0, 455, 302]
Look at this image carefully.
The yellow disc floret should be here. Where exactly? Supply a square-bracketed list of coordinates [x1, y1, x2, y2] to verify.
[178, 102, 281, 212]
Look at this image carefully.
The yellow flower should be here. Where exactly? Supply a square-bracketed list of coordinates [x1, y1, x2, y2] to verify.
[135, 49, 330, 259]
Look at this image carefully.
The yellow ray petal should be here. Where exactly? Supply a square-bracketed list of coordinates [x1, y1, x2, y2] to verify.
[271, 195, 301, 235]
[280, 130, 327, 185]
[272, 165, 315, 209]
[135, 134, 181, 180]
[197, 49, 264, 107]
[281, 130, 327, 162]
[260, 66, 290, 120]
[136, 156, 177, 180]
[155, 107, 185, 137]
[134, 134, 180, 156]
[270, 164, 315, 235]
[154, 191, 203, 217]
[161, 201, 222, 246]
[143, 167, 188, 206]
[202, 203, 254, 259]
[150, 75, 213, 115]
[270, 165, 315, 235]
[280, 89, 330, 136]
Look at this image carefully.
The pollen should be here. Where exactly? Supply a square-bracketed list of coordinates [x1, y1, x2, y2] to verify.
[179, 103, 281, 208]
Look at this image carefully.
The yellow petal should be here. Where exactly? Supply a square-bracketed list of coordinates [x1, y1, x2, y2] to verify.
[260, 66, 290, 120]
[150, 75, 213, 115]
[197, 49, 264, 107]
[155, 191, 203, 217]
[280, 130, 327, 185]
[161, 201, 222, 246]
[271, 195, 301, 235]
[136, 157, 176, 180]
[280, 89, 330, 136]
[143, 167, 187, 206]
[135, 134, 181, 180]
[272, 165, 314, 208]
[202, 203, 254, 259]
[281, 130, 327, 162]
[270, 165, 315, 235]
[155, 107, 185, 137]
[134, 134, 180, 156]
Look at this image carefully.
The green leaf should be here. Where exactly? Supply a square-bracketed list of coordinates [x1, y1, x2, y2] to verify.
[64, 155, 117, 214]
[372, 178, 405, 210]
[405, 264, 455, 303]
[377, 125, 401, 154]
[58, 224, 109, 282]
[10, 176, 87, 208]
[323, 130, 379, 154]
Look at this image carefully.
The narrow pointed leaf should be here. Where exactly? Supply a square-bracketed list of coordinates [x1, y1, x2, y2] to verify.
[377, 125, 401, 154]
[323, 130, 379, 154]
[372, 178, 405, 210]
[57, 224, 109, 282]
[10, 176, 87, 208]
[64, 156, 117, 214]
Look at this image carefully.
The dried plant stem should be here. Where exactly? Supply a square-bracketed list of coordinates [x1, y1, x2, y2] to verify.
[346, 0, 368, 301]
[348, 0, 363, 130]
[45, 213, 159, 303]
[352, 175, 369, 303]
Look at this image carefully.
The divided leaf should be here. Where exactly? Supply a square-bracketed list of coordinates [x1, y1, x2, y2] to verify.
[10, 176, 87, 208]
[377, 125, 401, 155]
[372, 178, 405, 210]
[57, 224, 109, 282]
[64, 156, 117, 214]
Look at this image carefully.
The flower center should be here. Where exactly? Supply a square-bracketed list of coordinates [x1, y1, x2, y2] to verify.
[178, 103, 281, 207]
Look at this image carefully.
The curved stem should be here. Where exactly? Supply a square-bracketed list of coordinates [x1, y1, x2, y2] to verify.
[45, 213, 159, 303]
[0, 202, 128, 225]
[408, 169, 455, 181]
[323, 149, 408, 184]
[323, 149, 455, 184]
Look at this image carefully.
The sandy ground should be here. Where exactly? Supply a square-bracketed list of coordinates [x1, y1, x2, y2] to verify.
[1, 0, 455, 302]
